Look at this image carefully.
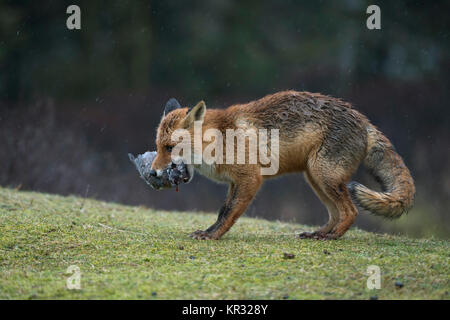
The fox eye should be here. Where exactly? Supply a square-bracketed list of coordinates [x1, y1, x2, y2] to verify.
[165, 146, 173, 153]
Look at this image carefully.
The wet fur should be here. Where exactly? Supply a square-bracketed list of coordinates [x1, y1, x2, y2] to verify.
[152, 91, 415, 240]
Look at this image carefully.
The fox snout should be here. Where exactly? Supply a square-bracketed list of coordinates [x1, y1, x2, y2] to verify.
[151, 152, 171, 174]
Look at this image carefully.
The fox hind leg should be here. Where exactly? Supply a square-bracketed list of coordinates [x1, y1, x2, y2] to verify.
[327, 185, 359, 238]
[299, 171, 340, 239]
[300, 157, 359, 240]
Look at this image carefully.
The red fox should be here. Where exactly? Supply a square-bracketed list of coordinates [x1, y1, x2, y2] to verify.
[150, 91, 415, 240]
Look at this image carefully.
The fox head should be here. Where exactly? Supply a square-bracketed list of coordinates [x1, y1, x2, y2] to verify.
[151, 98, 206, 182]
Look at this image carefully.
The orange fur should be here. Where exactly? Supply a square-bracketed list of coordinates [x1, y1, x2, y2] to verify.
[152, 91, 415, 240]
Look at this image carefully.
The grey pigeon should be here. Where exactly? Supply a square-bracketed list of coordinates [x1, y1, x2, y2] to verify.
[128, 151, 172, 190]
[128, 151, 191, 191]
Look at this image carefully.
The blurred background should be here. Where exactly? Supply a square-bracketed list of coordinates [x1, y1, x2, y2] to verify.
[0, 0, 448, 238]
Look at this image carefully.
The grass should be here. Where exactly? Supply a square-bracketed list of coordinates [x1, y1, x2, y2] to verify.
[0, 187, 448, 300]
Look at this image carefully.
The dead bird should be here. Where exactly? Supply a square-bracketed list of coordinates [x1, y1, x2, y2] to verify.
[128, 151, 191, 191]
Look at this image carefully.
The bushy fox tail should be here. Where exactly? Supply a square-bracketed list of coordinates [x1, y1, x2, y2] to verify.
[348, 125, 415, 218]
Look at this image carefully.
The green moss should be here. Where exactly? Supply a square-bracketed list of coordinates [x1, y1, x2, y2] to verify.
[0, 187, 448, 300]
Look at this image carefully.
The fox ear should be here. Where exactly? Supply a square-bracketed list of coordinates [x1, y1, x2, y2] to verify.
[183, 101, 206, 127]
[164, 98, 181, 116]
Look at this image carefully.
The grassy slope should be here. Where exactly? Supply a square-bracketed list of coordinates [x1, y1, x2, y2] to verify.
[0, 187, 448, 300]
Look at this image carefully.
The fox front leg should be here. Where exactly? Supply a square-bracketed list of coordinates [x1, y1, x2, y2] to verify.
[190, 176, 262, 240]
[189, 184, 238, 240]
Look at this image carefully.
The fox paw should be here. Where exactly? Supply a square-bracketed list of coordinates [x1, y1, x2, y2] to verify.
[298, 231, 338, 240]
[189, 230, 218, 240]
